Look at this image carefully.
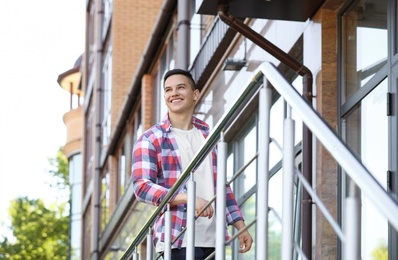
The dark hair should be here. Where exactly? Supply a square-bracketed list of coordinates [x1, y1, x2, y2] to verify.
[163, 68, 196, 90]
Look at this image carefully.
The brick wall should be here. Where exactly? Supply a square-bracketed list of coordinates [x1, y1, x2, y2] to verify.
[111, 0, 163, 132]
[142, 74, 154, 131]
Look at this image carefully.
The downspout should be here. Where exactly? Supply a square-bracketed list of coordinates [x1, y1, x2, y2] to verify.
[93, 0, 103, 259]
[177, 0, 190, 69]
[217, 4, 313, 259]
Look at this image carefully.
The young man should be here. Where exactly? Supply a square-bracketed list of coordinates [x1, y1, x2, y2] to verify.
[132, 69, 253, 259]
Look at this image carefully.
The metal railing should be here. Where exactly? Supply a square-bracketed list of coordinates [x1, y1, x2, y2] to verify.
[121, 62, 261, 260]
[121, 61, 398, 259]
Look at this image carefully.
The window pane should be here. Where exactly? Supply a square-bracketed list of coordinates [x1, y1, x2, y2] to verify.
[235, 122, 257, 198]
[342, 79, 388, 259]
[342, 0, 387, 103]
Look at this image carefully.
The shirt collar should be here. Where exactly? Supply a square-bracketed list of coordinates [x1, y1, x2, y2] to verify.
[162, 113, 209, 132]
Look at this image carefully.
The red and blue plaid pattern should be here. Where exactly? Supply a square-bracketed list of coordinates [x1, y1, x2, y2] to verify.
[132, 114, 244, 248]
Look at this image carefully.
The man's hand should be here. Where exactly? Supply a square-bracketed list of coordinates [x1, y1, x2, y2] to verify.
[237, 229, 253, 253]
[195, 197, 213, 219]
[170, 194, 213, 219]
[233, 220, 253, 253]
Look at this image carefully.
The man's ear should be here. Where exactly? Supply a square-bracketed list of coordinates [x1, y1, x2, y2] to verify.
[193, 89, 200, 101]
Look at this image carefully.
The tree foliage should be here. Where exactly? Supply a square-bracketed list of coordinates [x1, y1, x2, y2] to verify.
[0, 198, 69, 259]
[0, 147, 70, 259]
[48, 146, 70, 189]
[371, 240, 388, 260]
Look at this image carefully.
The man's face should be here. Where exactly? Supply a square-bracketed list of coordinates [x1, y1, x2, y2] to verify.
[164, 74, 199, 115]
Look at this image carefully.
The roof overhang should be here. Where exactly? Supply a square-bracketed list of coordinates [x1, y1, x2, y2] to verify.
[57, 67, 82, 96]
[197, 0, 325, 21]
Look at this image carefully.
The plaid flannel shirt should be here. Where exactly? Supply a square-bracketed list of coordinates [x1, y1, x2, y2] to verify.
[132, 114, 244, 248]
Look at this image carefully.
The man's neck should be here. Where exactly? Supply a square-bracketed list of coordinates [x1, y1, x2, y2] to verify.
[169, 112, 193, 130]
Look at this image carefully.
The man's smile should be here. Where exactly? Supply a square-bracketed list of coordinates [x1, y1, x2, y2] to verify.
[170, 98, 183, 103]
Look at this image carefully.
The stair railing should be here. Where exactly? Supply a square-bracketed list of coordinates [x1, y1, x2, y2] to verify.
[121, 61, 398, 260]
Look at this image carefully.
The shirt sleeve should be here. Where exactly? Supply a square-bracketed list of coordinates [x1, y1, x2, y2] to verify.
[225, 185, 244, 225]
[132, 135, 169, 206]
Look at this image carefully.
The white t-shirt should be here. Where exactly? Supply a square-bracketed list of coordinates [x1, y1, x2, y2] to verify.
[156, 126, 216, 252]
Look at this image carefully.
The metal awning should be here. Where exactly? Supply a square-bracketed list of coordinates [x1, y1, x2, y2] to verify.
[196, 0, 325, 22]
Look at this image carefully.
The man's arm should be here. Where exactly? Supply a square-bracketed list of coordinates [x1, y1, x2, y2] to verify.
[132, 137, 169, 206]
[224, 184, 253, 253]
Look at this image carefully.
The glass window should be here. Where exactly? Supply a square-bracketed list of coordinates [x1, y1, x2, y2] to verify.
[103, 0, 113, 34]
[103, 203, 156, 259]
[132, 108, 142, 145]
[119, 144, 127, 196]
[83, 203, 92, 260]
[268, 169, 283, 259]
[189, 0, 203, 66]
[342, 78, 388, 259]
[234, 120, 257, 198]
[227, 117, 257, 260]
[102, 46, 113, 146]
[154, 34, 175, 122]
[85, 104, 95, 191]
[100, 167, 110, 232]
[341, 0, 387, 103]
[69, 154, 82, 260]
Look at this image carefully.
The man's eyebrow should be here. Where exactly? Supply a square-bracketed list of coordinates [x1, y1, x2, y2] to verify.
[164, 83, 187, 88]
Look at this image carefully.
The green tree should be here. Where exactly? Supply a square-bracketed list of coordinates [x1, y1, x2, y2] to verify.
[371, 239, 388, 260]
[0, 147, 70, 259]
[0, 198, 69, 259]
[48, 146, 70, 189]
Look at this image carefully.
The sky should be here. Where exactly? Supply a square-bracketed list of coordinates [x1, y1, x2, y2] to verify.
[0, 0, 85, 238]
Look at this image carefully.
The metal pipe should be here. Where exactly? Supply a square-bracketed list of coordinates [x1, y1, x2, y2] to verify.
[177, 0, 190, 69]
[92, 0, 103, 259]
[282, 105, 295, 260]
[294, 182, 303, 260]
[164, 204, 172, 260]
[187, 177, 196, 260]
[344, 179, 361, 259]
[217, 5, 313, 258]
[147, 227, 153, 260]
[69, 82, 73, 110]
[132, 247, 138, 260]
[257, 86, 272, 260]
[344, 196, 361, 260]
[216, 132, 227, 260]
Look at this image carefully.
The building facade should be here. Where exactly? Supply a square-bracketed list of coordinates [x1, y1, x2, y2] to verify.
[71, 0, 398, 259]
[57, 56, 83, 260]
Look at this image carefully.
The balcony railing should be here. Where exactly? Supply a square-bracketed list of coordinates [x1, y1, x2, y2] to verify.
[121, 62, 398, 260]
[189, 16, 238, 90]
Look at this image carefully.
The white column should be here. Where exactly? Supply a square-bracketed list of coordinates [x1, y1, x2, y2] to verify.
[186, 177, 196, 260]
[281, 105, 295, 260]
[216, 132, 227, 260]
[146, 227, 153, 260]
[164, 204, 172, 260]
[257, 86, 272, 260]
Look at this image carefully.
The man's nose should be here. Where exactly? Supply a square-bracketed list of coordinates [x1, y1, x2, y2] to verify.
[171, 88, 180, 96]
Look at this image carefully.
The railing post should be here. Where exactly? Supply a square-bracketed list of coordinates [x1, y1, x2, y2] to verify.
[282, 105, 295, 260]
[146, 227, 153, 260]
[164, 204, 172, 260]
[257, 85, 272, 260]
[132, 247, 138, 260]
[216, 132, 227, 260]
[344, 180, 361, 260]
[187, 174, 196, 260]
